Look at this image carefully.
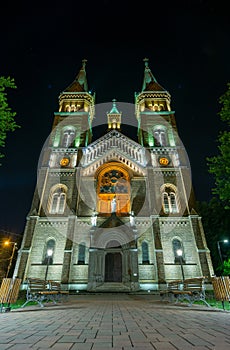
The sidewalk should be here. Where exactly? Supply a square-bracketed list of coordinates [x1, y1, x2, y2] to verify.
[0, 293, 230, 350]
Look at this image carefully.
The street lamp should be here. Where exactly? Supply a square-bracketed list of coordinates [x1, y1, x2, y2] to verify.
[177, 249, 185, 281]
[217, 239, 228, 263]
[44, 249, 53, 282]
[3, 241, 18, 278]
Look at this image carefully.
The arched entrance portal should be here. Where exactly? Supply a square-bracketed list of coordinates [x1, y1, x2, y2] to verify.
[105, 252, 122, 282]
[87, 234, 139, 292]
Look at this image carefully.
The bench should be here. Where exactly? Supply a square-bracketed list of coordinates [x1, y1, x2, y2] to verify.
[173, 277, 210, 307]
[21, 278, 59, 308]
[159, 279, 183, 302]
[160, 277, 210, 307]
[212, 276, 230, 310]
[0, 278, 22, 312]
[48, 280, 69, 302]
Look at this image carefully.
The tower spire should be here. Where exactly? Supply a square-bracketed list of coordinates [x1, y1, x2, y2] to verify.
[135, 58, 172, 130]
[82, 58, 87, 69]
[58, 59, 95, 129]
[63, 58, 89, 93]
[142, 57, 159, 91]
[74, 58, 88, 92]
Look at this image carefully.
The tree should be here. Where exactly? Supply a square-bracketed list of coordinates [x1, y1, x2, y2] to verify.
[207, 83, 230, 209]
[196, 197, 230, 274]
[0, 76, 20, 163]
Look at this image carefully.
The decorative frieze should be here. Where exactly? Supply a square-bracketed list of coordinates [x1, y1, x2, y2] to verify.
[76, 221, 90, 227]
[153, 171, 180, 176]
[49, 171, 75, 177]
[38, 221, 68, 227]
[135, 220, 151, 227]
[51, 148, 78, 154]
[160, 219, 189, 227]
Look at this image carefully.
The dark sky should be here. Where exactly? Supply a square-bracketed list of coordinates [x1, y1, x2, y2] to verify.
[0, 0, 229, 236]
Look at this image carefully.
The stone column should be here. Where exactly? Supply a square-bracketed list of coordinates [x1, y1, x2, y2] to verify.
[152, 216, 166, 284]
[14, 215, 39, 281]
[61, 215, 76, 284]
[130, 248, 139, 291]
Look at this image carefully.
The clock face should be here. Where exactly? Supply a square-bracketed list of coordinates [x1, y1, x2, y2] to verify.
[60, 157, 70, 167]
[159, 156, 170, 166]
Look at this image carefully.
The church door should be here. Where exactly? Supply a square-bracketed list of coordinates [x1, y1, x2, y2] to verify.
[105, 252, 122, 282]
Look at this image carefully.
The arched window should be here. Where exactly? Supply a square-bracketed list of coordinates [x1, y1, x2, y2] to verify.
[153, 126, 168, 146]
[42, 239, 55, 264]
[170, 193, 177, 213]
[142, 241, 150, 264]
[97, 164, 130, 215]
[163, 193, 170, 213]
[172, 238, 185, 263]
[78, 242, 86, 264]
[161, 185, 179, 214]
[61, 128, 76, 147]
[71, 104, 76, 112]
[48, 185, 67, 214]
[99, 169, 128, 194]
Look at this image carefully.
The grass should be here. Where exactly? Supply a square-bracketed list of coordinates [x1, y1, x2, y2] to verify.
[1, 299, 37, 311]
[208, 299, 230, 310]
[200, 292, 230, 310]
[173, 291, 230, 310]
[1, 291, 38, 312]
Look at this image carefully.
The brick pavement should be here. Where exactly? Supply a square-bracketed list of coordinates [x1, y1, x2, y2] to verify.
[0, 293, 230, 350]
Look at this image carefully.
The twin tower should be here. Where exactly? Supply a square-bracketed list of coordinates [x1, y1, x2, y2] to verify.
[14, 59, 214, 291]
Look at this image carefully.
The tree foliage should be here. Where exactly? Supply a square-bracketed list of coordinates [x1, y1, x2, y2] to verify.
[216, 259, 230, 276]
[0, 76, 20, 162]
[197, 197, 230, 274]
[207, 83, 230, 209]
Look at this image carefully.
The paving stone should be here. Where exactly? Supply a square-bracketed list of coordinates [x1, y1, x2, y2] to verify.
[152, 342, 177, 349]
[1, 294, 230, 350]
[50, 343, 73, 349]
[0, 345, 14, 350]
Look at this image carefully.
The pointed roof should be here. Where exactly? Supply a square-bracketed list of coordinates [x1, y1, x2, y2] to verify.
[64, 59, 89, 92]
[82, 129, 147, 176]
[108, 99, 120, 114]
[85, 129, 146, 165]
[142, 58, 166, 92]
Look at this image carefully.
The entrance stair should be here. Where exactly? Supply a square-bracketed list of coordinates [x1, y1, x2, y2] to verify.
[95, 282, 130, 292]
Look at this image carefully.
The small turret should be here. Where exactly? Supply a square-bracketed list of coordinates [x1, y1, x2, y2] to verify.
[107, 99, 122, 129]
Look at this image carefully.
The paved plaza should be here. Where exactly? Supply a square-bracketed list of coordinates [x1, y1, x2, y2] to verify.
[0, 293, 230, 350]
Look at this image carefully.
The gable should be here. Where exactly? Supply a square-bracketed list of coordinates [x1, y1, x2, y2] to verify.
[81, 130, 147, 176]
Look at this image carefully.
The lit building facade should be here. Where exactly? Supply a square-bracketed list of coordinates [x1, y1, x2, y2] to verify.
[14, 59, 214, 291]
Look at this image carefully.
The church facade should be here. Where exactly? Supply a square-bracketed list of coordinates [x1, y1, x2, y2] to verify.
[14, 59, 214, 291]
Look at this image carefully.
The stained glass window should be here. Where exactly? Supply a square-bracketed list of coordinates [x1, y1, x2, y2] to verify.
[100, 170, 128, 194]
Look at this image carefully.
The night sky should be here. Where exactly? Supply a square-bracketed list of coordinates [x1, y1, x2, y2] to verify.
[0, 0, 229, 237]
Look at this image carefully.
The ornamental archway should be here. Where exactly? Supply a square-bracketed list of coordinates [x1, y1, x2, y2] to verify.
[96, 163, 130, 216]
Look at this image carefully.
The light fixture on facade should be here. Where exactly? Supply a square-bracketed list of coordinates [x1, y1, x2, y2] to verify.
[176, 249, 185, 281]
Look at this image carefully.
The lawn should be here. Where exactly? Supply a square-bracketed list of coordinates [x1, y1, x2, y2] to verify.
[170, 291, 230, 311]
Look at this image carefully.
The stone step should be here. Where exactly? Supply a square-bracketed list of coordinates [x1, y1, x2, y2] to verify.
[95, 282, 130, 292]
